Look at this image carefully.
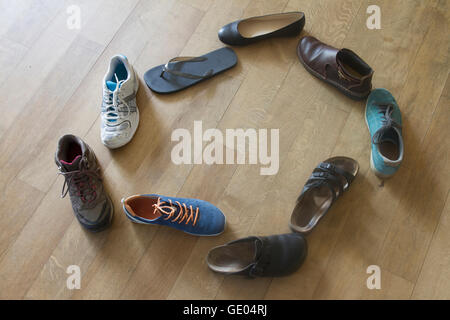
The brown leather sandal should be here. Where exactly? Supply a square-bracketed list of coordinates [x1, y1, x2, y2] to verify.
[290, 156, 359, 234]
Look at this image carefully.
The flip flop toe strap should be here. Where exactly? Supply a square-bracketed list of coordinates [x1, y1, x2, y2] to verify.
[160, 56, 213, 79]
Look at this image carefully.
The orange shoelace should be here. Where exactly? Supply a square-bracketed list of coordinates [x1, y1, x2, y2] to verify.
[152, 197, 199, 226]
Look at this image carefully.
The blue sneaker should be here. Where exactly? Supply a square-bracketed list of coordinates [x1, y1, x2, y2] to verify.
[365, 88, 404, 178]
[122, 194, 226, 236]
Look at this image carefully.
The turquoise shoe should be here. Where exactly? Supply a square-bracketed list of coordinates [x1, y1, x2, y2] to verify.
[365, 88, 404, 178]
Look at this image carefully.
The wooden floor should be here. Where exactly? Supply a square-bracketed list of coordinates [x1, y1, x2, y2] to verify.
[0, 0, 448, 300]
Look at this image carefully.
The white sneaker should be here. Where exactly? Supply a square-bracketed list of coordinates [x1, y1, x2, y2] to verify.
[101, 55, 139, 149]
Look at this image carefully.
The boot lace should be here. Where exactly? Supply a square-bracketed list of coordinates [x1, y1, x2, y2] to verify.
[59, 158, 101, 203]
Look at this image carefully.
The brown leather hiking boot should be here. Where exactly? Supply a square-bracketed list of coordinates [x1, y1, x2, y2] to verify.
[297, 36, 373, 100]
[55, 134, 113, 232]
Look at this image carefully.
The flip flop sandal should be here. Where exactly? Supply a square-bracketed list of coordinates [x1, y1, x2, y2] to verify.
[144, 47, 237, 94]
[290, 156, 359, 234]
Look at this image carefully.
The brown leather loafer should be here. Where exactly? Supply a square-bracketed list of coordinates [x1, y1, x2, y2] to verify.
[297, 36, 373, 100]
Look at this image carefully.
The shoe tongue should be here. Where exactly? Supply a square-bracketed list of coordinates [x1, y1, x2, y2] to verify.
[106, 80, 117, 91]
[60, 155, 82, 171]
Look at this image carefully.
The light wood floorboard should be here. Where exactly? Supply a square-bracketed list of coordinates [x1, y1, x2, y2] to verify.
[0, 0, 448, 299]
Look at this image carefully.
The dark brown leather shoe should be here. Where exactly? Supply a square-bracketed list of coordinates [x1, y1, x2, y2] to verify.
[207, 233, 307, 277]
[297, 36, 373, 100]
